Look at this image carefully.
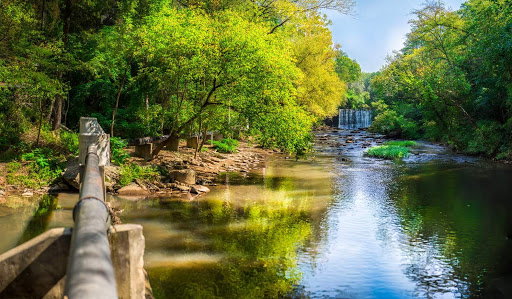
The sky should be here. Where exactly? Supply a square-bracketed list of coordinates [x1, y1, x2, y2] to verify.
[325, 0, 466, 73]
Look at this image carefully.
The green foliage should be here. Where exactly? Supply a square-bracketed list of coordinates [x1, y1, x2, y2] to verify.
[60, 131, 79, 155]
[0, 0, 364, 161]
[110, 137, 130, 166]
[118, 163, 159, 187]
[6, 149, 65, 189]
[384, 140, 416, 147]
[368, 1, 512, 159]
[212, 138, 239, 153]
[366, 145, 410, 160]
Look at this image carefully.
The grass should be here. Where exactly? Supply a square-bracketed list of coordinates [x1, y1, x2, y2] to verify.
[383, 140, 416, 147]
[212, 138, 239, 153]
[366, 140, 416, 160]
[367, 145, 410, 159]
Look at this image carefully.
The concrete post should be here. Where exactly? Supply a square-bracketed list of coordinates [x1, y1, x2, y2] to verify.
[109, 224, 146, 299]
[79, 117, 110, 167]
[0, 225, 147, 299]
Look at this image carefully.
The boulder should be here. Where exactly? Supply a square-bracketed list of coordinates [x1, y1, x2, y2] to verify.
[191, 185, 210, 194]
[62, 158, 80, 190]
[21, 191, 34, 197]
[117, 183, 150, 195]
[169, 169, 196, 185]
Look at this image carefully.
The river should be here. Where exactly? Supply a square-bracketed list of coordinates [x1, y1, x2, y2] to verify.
[1, 130, 511, 298]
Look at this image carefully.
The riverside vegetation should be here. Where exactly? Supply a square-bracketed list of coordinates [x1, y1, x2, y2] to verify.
[340, 0, 512, 161]
[366, 141, 417, 160]
[0, 0, 359, 194]
[2, 0, 512, 196]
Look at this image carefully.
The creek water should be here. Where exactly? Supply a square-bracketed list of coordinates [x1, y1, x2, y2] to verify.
[1, 130, 512, 298]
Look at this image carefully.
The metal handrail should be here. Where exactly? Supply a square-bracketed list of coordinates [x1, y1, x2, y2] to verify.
[63, 145, 118, 299]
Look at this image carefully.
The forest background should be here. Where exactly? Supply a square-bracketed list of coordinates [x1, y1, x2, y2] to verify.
[1, 0, 511, 163]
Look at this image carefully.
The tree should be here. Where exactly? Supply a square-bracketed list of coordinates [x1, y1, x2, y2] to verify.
[135, 7, 308, 157]
[292, 14, 346, 118]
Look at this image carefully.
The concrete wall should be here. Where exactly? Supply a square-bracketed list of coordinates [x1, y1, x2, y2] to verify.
[0, 225, 147, 299]
[79, 117, 110, 166]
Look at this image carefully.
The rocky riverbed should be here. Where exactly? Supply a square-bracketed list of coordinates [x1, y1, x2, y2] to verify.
[0, 141, 275, 203]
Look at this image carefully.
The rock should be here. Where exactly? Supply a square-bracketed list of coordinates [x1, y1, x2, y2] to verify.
[105, 165, 120, 184]
[169, 169, 196, 185]
[0, 190, 4, 196]
[175, 185, 191, 192]
[154, 181, 167, 188]
[49, 182, 70, 193]
[190, 185, 210, 194]
[117, 183, 150, 195]
[134, 179, 148, 191]
[22, 191, 33, 197]
[62, 158, 80, 190]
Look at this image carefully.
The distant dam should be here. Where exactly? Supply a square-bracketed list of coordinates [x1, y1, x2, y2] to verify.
[338, 109, 372, 129]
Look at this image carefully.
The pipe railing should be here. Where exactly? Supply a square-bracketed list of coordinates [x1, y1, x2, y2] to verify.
[63, 145, 118, 299]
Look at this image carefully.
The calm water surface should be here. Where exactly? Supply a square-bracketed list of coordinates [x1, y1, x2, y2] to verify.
[1, 130, 511, 298]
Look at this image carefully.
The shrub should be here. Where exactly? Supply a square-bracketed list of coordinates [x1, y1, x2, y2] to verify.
[7, 148, 65, 188]
[111, 137, 130, 165]
[118, 163, 159, 187]
[60, 131, 79, 155]
[369, 110, 400, 135]
[212, 138, 239, 153]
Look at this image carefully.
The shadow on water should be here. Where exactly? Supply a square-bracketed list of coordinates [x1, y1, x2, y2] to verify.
[17, 195, 58, 245]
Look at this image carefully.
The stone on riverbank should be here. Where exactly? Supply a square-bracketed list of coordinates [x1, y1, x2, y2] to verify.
[117, 183, 150, 195]
[62, 158, 80, 190]
[169, 169, 196, 185]
[191, 185, 210, 194]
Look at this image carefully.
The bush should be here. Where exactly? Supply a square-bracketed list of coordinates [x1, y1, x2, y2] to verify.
[369, 110, 400, 135]
[366, 145, 410, 160]
[212, 138, 239, 153]
[6, 148, 65, 188]
[118, 163, 159, 187]
[111, 137, 130, 165]
[60, 131, 79, 155]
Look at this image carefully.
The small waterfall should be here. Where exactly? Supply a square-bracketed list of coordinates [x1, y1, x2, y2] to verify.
[338, 109, 372, 129]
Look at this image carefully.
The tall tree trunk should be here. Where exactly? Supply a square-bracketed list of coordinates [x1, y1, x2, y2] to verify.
[51, 95, 62, 130]
[41, 0, 46, 31]
[195, 126, 208, 159]
[63, 0, 72, 45]
[36, 98, 44, 146]
[111, 55, 133, 137]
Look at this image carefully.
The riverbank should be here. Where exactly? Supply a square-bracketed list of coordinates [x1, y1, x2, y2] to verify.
[0, 140, 275, 202]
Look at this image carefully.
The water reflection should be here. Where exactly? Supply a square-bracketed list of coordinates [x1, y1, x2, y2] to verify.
[116, 160, 334, 298]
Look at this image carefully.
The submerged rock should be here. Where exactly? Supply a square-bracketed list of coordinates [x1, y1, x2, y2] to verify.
[190, 185, 210, 194]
